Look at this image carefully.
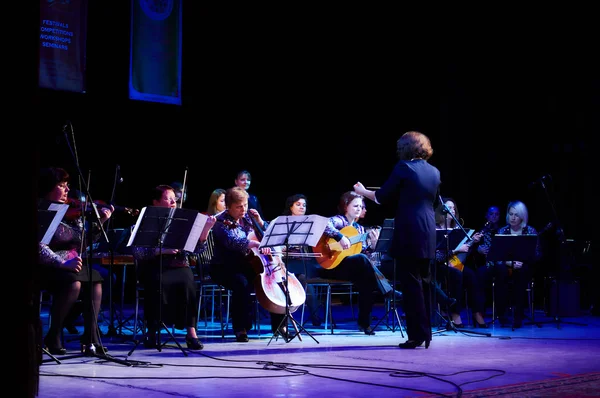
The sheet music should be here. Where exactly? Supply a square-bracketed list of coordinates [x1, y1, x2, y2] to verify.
[127, 206, 207, 251]
[183, 212, 208, 252]
[260, 215, 329, 248]
[39, 202, 69, 244]
[127, 206, 148, 248]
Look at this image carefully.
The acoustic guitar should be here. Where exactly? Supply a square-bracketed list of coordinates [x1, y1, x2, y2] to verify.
[312, 225, 369, 269]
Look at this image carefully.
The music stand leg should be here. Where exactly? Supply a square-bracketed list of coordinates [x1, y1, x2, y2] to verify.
[268, 251, 319, 345]
[128, 238, 189, 357]
[41, 347, 61, 364]
[371, 259, 405, 336]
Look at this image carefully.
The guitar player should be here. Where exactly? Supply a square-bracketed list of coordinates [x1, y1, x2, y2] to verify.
[316, 191, 397, 335]
[434, 198, 488, 328]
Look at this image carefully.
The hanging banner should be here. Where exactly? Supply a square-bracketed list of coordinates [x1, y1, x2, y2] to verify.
[129, 0, 182, 105]
[39, 0, 88, 93]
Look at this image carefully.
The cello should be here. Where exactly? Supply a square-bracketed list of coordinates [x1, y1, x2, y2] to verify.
[247, 213, 306, 315]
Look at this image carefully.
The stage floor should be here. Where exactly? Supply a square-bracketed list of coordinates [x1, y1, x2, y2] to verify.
[37, 301, 600, 397]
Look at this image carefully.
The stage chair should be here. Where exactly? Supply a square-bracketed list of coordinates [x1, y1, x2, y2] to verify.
[132, 262, 146, 340]
[195, 230, 229, 338]
[39, 289, 53, 328]
[491, 275, 535, 329]
[303, 278, 356, 334]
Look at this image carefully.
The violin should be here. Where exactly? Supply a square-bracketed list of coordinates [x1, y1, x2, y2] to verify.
[65, 198, 140, 220]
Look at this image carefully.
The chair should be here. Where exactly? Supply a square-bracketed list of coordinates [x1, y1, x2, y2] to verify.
[199, 231, 266, 338]
[303, 278, 356, 334]
[195, 231, 229, 338]
[39, 289, 53, 328]
[132, 260, 146, 340]
[491, 275, 535, 330]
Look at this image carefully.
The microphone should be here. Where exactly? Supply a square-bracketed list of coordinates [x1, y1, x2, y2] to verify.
[529, 174, 551, 188]
[116, 164, 124, 183]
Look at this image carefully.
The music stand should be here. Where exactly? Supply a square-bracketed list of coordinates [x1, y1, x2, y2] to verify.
[487, 234, 538, 263]
[125, 206, 208, 356]
[371, 219, 405, 335]
[488, 234, 537, 327]
[259, 214, 329, 344]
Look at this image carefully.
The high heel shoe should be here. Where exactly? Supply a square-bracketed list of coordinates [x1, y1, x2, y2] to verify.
[358, 325, 376, 335]
[398, 340, 424, 349]
[143, 329, 158, 348]
[43, 336, 66, 355]
[273, 326, 289, 339]
[473, 320, 488, 328]
[80, 343, 109, 355]
[185, 336, 204, 350]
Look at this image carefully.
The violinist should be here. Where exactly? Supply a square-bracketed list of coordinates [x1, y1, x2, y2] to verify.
[209, 186, 274, 342]
[131, 185, 215, 350]
[37, 167, 112, 355]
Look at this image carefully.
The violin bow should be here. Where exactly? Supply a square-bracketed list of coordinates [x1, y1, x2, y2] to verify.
[179, 166, 188, 209]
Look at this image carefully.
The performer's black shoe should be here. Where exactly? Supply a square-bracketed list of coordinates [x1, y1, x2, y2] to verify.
[44, 335, 66, 355]
[398, 339, 425, 349]
[272, 326, 289, 339]
[358, 325, 376, 335]
[235, 333, 249, 342]
[143, 330, 158, 348]
[81, 343, 108, 355]
[185, 336, 204, 350]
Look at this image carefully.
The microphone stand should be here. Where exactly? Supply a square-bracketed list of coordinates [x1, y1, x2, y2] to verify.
[105, 164, 121, 339]
[432, 195, 491, 338]
[44, 122, 138, 366]
[531, 176, 586, 328]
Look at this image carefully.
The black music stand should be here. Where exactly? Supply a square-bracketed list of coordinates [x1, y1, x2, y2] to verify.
[488, 234, 536, 327]
[125, 206, 208, 357]
[371, 219, 405, 335]
[487, 234, 538, 264]
[260, 214, 329, 345]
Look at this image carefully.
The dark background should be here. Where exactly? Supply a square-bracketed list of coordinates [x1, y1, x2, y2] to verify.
[34, 4, 595, 246]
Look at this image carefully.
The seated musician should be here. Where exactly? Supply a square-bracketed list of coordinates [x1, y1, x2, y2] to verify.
[434, 198, 488, 328]
[270, 194, 322, 328]
[490, 200, 541, 328]
[315, 191, 397, 335]
[209, 186, 276, 342]
[131, 184, 215, 350]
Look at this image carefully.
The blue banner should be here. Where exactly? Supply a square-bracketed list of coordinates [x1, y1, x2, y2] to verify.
[39, 0, 88, 93]
[129, 0, 182, 105]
